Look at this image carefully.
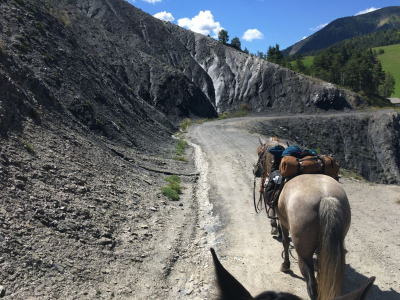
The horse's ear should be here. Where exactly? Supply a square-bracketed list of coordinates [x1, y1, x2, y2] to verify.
[259, 137, 265, 145]
[210, 248, 253, 300]
[331, 277, 375, 300]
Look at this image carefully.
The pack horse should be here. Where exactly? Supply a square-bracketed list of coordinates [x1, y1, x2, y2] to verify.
[257, 137, 351, 300]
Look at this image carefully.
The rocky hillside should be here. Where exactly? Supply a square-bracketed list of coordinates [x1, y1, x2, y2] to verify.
[166, 23, 367, 113]
[0, 0, 392, 299]
[283, 6, 400, 56]
[248, 111, 400, 184]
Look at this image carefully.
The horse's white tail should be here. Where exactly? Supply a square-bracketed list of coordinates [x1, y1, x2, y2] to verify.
[317, 197, 346, 300]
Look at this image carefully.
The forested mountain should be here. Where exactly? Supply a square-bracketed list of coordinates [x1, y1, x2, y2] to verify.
[283, 6, 400, 56]
[305, 29, 400, 56]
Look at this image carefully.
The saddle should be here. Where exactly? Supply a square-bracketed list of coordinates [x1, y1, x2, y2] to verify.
[264, 174, 286, 212]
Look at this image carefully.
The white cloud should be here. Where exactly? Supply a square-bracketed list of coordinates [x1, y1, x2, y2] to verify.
[154, 11, 174, 22]
[309, 23, 328, 31]
[141, 0, 162, 3]
[177, 11, 223, 37]
[242, 29, 264, 42]
[302, 36, 307, 40]
[355, 7, 379, 16]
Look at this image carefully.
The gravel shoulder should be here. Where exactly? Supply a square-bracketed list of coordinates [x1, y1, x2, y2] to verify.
[186, 116, 400, 299]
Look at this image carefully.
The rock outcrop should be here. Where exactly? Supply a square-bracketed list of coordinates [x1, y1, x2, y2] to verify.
[249, 111, 400, 183]
[166, 23, 367, 113]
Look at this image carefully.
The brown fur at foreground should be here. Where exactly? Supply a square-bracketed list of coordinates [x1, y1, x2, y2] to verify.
[210, 248, 375, 300]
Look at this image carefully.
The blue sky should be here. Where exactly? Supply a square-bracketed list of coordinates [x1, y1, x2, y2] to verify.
[125, 0, 399, 54]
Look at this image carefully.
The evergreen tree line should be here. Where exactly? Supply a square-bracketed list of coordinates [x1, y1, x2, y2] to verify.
[292, 46, 396, 97]
[216, 30, 250, 54]
[263, 44, 395, 98]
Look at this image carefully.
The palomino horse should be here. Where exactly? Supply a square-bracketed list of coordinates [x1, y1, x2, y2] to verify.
[211, 248, 375, 300]
[257, 137, 351, 300]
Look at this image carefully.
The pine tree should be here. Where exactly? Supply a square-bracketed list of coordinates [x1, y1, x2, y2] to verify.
[218, 30, 229, 44]
[231, 37, 241, 50]
[379, 72, 396, 97]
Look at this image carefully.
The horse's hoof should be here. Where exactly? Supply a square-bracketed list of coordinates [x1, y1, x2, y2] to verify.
[280, 263, 290, 273]
[271, 227, 278, 235]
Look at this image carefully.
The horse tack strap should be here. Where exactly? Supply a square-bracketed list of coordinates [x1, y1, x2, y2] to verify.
[297, 155, 326, 174]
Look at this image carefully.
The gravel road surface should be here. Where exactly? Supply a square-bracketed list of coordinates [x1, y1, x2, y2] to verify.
[183, 116, 400, 300]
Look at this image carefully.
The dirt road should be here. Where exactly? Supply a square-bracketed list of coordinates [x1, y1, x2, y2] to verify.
[182, 116, 400, 299]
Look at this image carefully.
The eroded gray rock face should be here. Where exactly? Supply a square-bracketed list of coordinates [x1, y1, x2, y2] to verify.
[249, 111, 400, 183]
[166, 23, 367, 113]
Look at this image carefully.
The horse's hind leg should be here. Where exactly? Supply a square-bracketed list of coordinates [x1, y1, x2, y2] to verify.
[280, 225, 290, 272]
[298, 256, 317, 300]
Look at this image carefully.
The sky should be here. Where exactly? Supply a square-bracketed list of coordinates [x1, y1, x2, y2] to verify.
[125, 0, 399, 54]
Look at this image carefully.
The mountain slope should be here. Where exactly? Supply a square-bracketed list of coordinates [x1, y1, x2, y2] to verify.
[166, 22, 366, 113]
[283, 6, 400, 56]
[0, 0, 397, 299]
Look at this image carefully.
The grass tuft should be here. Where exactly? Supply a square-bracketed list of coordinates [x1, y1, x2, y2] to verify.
[161, 187, 179, 201]
[180, 118, 191, 131]
[165, 175, 181, 184]
[60, 11, 71, 27]
[36, 22, 45, 34]
[161, 175, 183, 201]
[175, 139, 187, 156]
[24, 142, 35, 154]
[0, 42, 6, 57]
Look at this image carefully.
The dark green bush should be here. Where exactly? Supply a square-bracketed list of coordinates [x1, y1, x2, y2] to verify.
[161, 186, 179, 201]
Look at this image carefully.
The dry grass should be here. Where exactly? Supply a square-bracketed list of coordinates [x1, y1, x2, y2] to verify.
[0, 41, 6, 57]
[60, 11, 71, 27]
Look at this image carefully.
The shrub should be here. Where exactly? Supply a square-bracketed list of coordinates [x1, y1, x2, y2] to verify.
[217, 113, 229, 120]
[161, 175, 183, 200]
[173, 156, 188, 162]
[83, 101, 93, 112]
[0, 42, 5, 57]
[24, 142, 35, 154]
[60, 11, 71, 27]
[165, 175, 181, 184]
[161, 186, 179, 201]
[31, 108, 40, 120]
[116, 120, 125, 129]
[175, 139, 187, 156]
[180, 118, 191, 131]
[241, 103, 249, 111]
[95, 118, 103, 127]
[36, 22, 45, 34]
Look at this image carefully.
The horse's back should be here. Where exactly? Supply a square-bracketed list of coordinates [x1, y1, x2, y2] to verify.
[282, 174, 348, 205]
[277, 174, 351, 241]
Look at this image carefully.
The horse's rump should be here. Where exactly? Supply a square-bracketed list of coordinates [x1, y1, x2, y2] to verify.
[278, 175, 351, 300]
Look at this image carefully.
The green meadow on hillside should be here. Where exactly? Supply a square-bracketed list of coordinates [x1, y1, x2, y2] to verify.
[290, 56, 314, 68]
[292, 44, 400, 97]
[374, 44, 400, 97]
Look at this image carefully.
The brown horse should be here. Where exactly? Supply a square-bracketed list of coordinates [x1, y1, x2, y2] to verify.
[211, 248, 375, 300]
[255, 137, 288, 226]
[257, 137, 351, 300]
